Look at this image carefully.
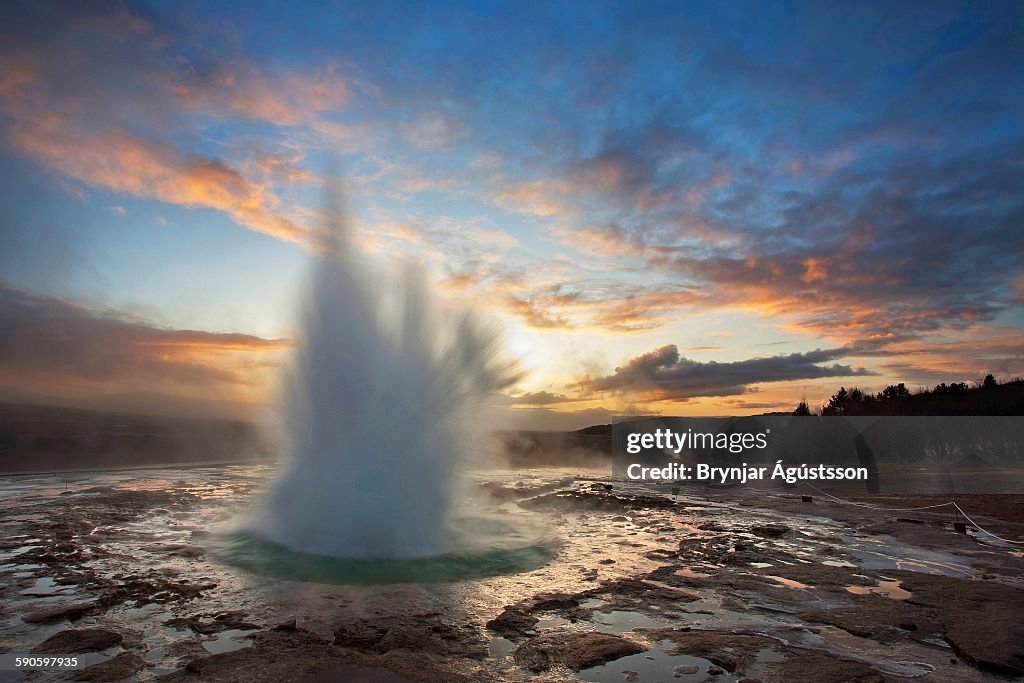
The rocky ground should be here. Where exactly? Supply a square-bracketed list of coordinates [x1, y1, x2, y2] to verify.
[0, 467, 1021, 682]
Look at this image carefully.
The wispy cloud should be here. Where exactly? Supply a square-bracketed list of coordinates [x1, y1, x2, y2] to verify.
[0, 5, 361, 245]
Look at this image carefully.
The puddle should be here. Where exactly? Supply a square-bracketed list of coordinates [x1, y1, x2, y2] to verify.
[822, 559, 856, 568]
[785, 628, 935, 678]
[592, 610, 667, 633]
[20, 577, 76, 596]
[580, 639, 737, 682]
[846, 579, 911, 600]
[0, 545, 42, 561]
[536, 615, 569, 629]
[920, 637, 951, 649]
[674, 568, 710, 579]
[202, 629, 253, 654]
[120, 603, 161, 620]
[849, 538, 974, 578]
[766, 575, 809, 589]
[489, 636, 515, 659]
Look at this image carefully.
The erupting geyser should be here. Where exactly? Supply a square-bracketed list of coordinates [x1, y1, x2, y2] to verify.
[248, 185, 517, 561]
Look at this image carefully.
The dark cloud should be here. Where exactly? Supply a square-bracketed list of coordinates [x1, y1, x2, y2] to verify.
[0, 281, 288, 388]
[507, 391, 583, 406]
[579, 345, 875, 401]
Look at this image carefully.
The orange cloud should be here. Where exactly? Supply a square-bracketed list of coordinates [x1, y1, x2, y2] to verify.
[168, 61, 353, 129]
[0, 27, 357, 245]
[493, 179, 574, 217]
[14, 124, 307, 243]
[0, 282, 289, 413]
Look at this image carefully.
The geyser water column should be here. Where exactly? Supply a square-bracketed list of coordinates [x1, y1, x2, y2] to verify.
[252, 186, 515, 560]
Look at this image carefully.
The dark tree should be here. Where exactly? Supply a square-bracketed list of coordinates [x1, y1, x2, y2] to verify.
[878, 383, 910, 401]
[982, 373, 997, 389]
[793, 400, 812, 416]
[822, 387, 849, 415]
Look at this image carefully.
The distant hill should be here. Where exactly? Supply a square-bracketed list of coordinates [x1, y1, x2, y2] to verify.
[0, 402, 273, 473]
[495, 425, 612, 467]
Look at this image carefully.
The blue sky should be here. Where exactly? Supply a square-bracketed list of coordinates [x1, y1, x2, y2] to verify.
[1, 1, 1021, 428]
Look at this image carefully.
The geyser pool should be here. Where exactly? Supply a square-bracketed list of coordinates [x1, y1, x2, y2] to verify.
[215, 514, 557, 584]
[220, 193, 556, 581]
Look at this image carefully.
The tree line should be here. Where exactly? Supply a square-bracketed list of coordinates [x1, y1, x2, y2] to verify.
[793, 374, 1024, 416]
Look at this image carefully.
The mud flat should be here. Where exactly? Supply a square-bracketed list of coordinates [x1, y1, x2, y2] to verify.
[0, 466, 1021, 681]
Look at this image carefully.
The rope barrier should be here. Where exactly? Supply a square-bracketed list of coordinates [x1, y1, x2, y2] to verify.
[801, 483, 1024, 546]
[802, 483, 955, 511]
[951, 502, 1024, 545]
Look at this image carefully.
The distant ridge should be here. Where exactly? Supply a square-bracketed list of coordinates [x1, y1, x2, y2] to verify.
[0, 402, 272, 473]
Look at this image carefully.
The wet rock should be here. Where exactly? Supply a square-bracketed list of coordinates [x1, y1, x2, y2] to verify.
[479, 479, 573, 501]
[707, 664, 724, 675]
[72, 652, 148, 681]
[22, 601, 98, 623]
[49, 520, 97, 540]
[273, 618, 298, 632]
[486, 592, 582, 639]
[485, 607, 537, 638]
[300, 665, 416, 682]
[99, 571, 217, 608]
[31, 628, 123, 654]
[673, 664, 698, 675]
[333, 613, 488, 658]
[165, 611, 260, 635]
[750, 523, 790, 538]
[513, 631, 644, 671]
[163, 629, 489, 683]
[892, 571, 1024, 677]
[371, 649, 496, 683]
[520, 490, 675, 513]
[163, 629, 345, 682]
[152, 544, 205, 559]
[774, 652, 884, 682]
[945, 610, 1024, 676]
[165, 637, 208, 664]
[529, 593, 579, 611]
[648, 629, 775, 673]
[723, 550, 761, 566]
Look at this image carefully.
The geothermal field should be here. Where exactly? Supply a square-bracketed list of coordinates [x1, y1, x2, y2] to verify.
[1, 465, 1022, 682]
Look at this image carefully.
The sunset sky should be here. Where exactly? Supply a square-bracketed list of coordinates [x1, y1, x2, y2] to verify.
[1, 1, 1022, 430]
